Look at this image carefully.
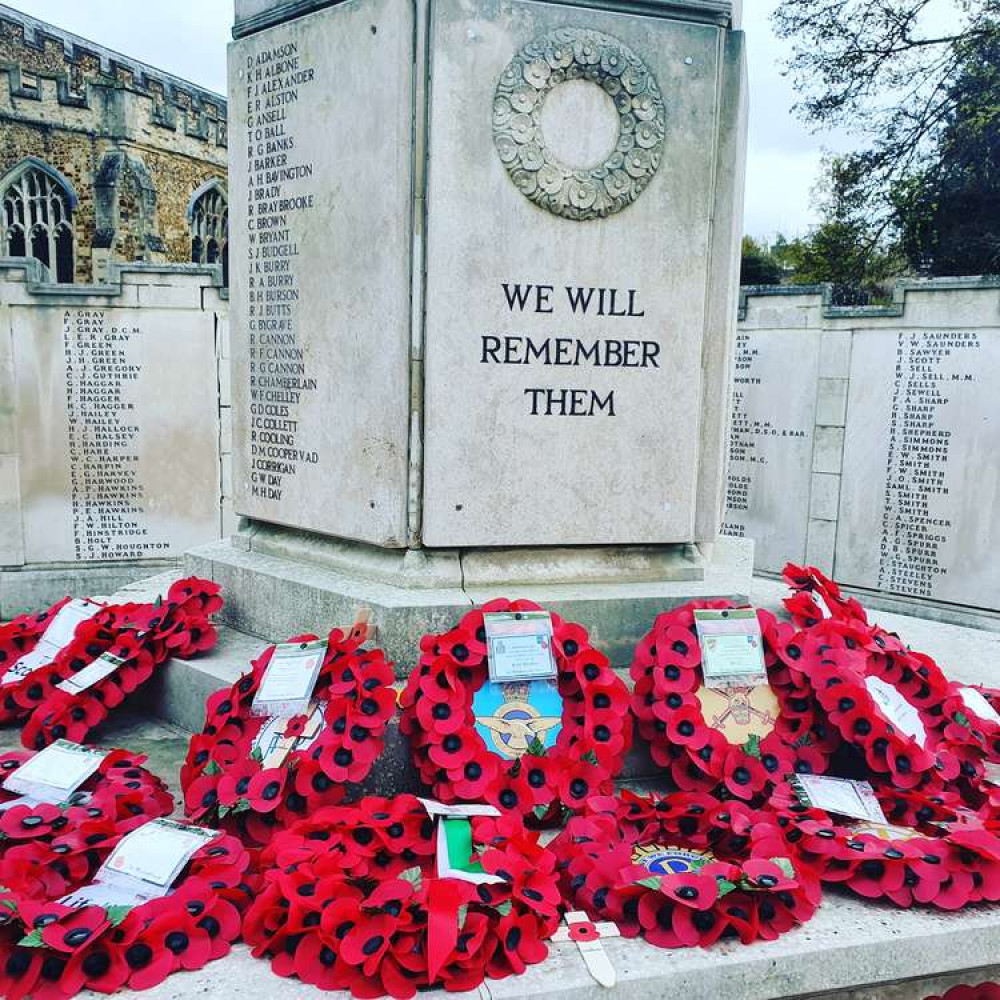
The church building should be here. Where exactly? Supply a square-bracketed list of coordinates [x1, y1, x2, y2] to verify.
[0, 3, 227, 285]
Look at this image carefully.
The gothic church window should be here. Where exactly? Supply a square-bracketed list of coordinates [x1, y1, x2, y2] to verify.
[190, 183, 228, 286]
[1, 161, 76, 283]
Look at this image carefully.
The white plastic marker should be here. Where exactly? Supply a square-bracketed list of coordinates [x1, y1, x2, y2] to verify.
[417, 797, 504, 886]
[551, 910, 621, 988]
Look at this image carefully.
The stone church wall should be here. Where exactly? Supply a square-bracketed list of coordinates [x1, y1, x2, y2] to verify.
[0, 5, 227, 284]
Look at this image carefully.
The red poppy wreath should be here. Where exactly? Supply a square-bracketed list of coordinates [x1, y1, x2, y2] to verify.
[550, 789, 820, 948]
[0, 598, 74, 688]
[782, 564, 1000, 799]
[757, 781, 1000, 910]
[630, 601, 838, 801]
[0, 747, 173, 900]
[6, 578, 221, 747]
[243, 794, 560, 998]
[0, 600, 112, 726]
[0, 823, 250, 1000]
[399, 599, 631, 821]
[781, 613, 970, 793]
[181, 624, 396, 848]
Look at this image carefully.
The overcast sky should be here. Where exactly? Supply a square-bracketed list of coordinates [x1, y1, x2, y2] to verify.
[11, 0, 844, 239]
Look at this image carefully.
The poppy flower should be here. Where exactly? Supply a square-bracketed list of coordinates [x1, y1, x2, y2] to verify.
[555, 756, 602, 808]
[40, 906, 109, 954]
[721, 749, 769, 800]
[491, 913, 549, 975]
[487, 770, 535, 817]
[217, 759, 259, 808]
[655, 626, 703, 671]
[742, 858, 799, 891]
[449, 753, 501, 801]
[185, 773, 222, 817]
[0, 802, 62, 840]
[415, 692, 465, 736]
[246, 769, 287, 813]
[664, 706, 712, 749]
[568, 920, 599, 942]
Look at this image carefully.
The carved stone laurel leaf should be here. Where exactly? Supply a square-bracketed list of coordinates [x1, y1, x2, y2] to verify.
[492, 27, 666, 222]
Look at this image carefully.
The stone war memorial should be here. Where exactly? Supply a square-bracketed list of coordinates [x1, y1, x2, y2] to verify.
[189, 0, 752, 663]
[6, 3, 1000, 1000]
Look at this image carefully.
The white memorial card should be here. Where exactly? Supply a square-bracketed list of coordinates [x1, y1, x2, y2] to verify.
[251, 638, 327, 718]
[959, 687, 1000, 726]
[3, 740, 107, 803]
[792, 774, 888, 824]
[56, 653, 124, 695]
[0, 599, 101, 687]
[59, 818, 220, 909]
[101, 818, 219, 889]
[694, 608, 768, 689]
[865, 676, 927, 747]
[484, 612, 556, 682]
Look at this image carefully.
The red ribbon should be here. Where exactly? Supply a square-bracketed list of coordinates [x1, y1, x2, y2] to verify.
[426, 878, 466, 982]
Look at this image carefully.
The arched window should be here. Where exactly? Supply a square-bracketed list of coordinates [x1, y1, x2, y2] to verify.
[189, 182, 228, 286]
[1, 161, 76, 283]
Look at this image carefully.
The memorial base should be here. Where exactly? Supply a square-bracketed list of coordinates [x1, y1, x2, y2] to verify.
[183, 523, 753, 668]
[0, 559, 180, 619]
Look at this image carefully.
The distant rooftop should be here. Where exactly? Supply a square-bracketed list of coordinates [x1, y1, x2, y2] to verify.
[0, 2, 226, 107]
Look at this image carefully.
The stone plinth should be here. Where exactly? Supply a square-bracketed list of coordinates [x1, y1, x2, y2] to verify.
[184, 530, 753, 668]
[216, 0, 749, 644]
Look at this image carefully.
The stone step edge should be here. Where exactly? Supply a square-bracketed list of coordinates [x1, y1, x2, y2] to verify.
[138, 625, 666, 786]
[83, 896, 1000, 1000]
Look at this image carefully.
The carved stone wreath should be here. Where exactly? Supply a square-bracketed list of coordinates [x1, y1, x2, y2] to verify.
[492, 27, 666, 222]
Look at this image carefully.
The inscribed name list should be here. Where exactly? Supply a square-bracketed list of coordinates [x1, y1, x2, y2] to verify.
[836, 329, 1000, 608]
[14, 306, 220, 564]
[229, 0, 412, 545]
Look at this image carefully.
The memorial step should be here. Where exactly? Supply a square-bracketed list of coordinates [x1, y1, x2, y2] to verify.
[138, 623, 661, 791]
[84, 893, 1000, 1000]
